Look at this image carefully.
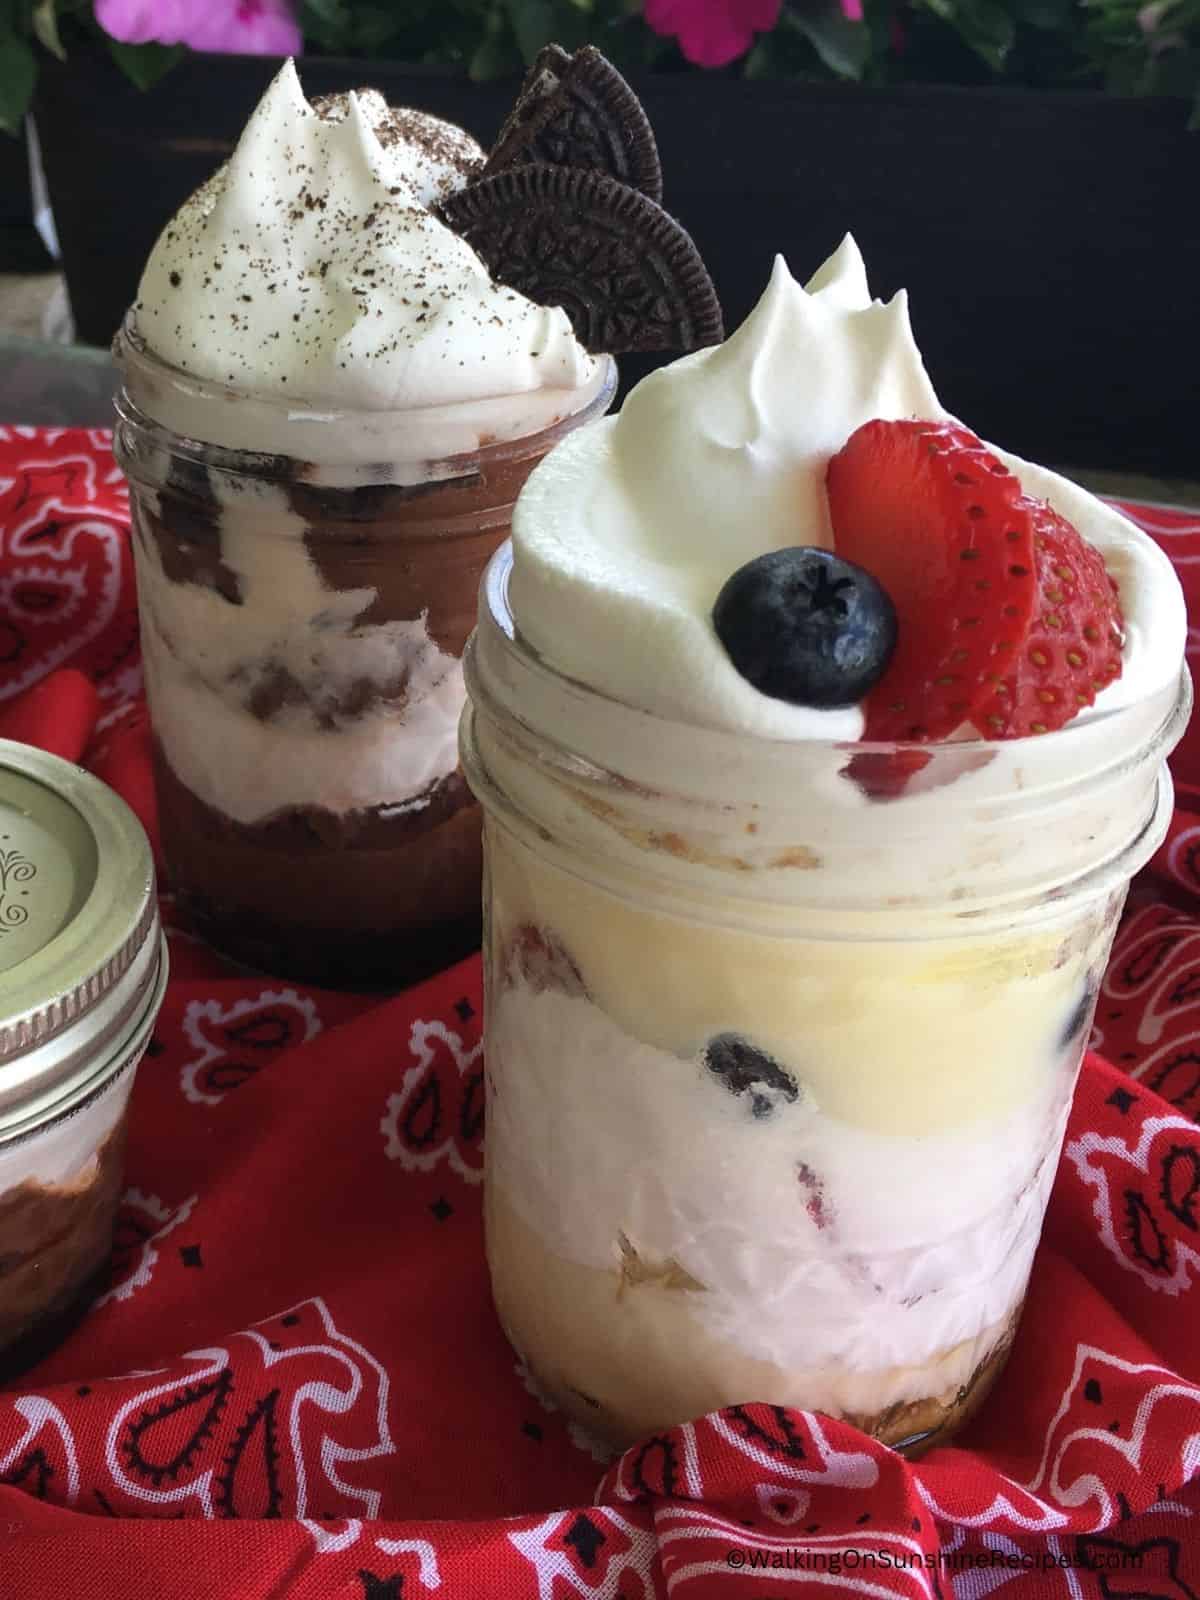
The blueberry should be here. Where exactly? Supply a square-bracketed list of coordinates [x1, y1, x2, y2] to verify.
[712, 547, 896, 708]
[703, 1034, 799, 1118]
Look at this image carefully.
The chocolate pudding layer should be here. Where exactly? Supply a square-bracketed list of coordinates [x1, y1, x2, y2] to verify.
[155, 749, 483, 988]
[0, 1119, 127, 1377]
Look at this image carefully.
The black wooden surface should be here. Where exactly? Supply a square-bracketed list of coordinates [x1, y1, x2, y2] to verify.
[33, 49, 1198, 474]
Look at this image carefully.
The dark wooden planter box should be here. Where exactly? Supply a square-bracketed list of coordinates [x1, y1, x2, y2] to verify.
[0, 126, 54, 273]
[34, 48, 1198, 476]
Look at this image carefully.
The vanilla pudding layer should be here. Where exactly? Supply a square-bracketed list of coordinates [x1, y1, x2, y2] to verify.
[481, 817, 1114, 1420]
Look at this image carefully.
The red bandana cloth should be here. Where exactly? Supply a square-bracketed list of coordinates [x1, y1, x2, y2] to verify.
[1, 426, 1199, 1599]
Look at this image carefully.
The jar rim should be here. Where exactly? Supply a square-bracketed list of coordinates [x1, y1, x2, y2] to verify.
[0, 739, 165, 1138]
[0, 932, 167, 1149]
[113, 317, 619, 487]
[464, 542, 1191, 926]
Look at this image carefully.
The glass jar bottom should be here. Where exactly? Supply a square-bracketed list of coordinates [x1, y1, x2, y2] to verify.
[156, 750, 483, 988]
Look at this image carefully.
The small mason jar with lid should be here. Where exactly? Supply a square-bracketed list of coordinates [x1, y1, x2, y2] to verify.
[0, 738, 167, 1376]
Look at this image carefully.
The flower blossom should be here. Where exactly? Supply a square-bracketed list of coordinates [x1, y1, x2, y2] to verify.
[95, 0, 302, 56]
[643, 0, 783, 68]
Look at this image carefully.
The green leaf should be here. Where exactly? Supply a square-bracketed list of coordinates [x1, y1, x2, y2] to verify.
[790, 0, 871, 78]
[1144, 41, 1200, 97]
[33, 0, 66, 60]
[1010, 0, 1076, 28]
[743, 33, 779, 76]
[587, 15, 662, 69]
[0, 26, 35, 133]
[918, 0, 1015, 70]
[504, 0, 558, 60]
[470, 17, 523, 78]
[299, 0, 348, 21]
[105, 38, 185, 91]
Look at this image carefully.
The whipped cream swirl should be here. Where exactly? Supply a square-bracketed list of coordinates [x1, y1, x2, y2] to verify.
[511, 237, 1184, 741]
[133, 59, 597, 413]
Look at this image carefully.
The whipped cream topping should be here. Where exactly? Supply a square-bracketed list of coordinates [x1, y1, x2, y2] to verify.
[510, 236, 1185, 742]
[133, 59, 597, 415]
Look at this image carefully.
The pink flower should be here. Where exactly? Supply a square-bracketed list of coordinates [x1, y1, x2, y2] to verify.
[95, 0, 302, 56]
[841, 0, 865, 18]
[1137, 0, 1169, 30]
[643, 0, 783, 68]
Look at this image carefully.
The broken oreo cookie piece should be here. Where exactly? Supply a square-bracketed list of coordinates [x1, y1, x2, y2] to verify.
[483, 44, 662, 203]
[438, 165, 722, 354]
[703, 1033, 799, 1119]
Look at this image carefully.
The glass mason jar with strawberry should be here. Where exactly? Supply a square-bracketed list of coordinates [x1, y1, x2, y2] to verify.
[460, 240, 1190, 1453]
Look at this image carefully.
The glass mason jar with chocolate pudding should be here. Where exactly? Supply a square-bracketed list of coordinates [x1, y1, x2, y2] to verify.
[114, 327, 615, 987]
[108, 50, 722, 988]
[0, 739, 166, 1377]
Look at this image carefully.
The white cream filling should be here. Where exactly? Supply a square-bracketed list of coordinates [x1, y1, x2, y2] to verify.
[488, 979, 1070, 1378]
[133, 473, 463, 825]
[0, 1064, 132, 1194]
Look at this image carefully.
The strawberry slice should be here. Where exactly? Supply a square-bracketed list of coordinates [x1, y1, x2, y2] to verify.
[827, 419, 1038, 740]
[971, 502, 1124, 736]
[826, 419, 1123, 742]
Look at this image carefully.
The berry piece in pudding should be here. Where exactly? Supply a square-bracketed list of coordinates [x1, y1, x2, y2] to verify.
[703, 1034, 799, 1119]
[826, 419, 1124, 742]
[506, 924, 588, 997]
[712, 547, 897, 708]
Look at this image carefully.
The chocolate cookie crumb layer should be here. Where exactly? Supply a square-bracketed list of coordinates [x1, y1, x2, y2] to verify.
[154, 752, 483, 989]
[0, 1120, 128, 1374]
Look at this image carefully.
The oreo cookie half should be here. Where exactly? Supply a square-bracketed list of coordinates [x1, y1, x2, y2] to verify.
[439, 164, 722, 354]
[483, 44, 663, 204]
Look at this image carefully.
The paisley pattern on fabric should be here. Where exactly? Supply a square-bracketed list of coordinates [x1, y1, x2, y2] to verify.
[1, 428, 1199, 1594]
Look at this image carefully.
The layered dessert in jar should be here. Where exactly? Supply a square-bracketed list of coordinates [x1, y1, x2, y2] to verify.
[113, 50, 721, 986]
[460, 237, 1190, 1451]
[0, 739, 166, 1377]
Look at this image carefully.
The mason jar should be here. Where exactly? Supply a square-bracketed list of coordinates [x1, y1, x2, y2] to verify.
[461, 545, 1191, 1454]
[112, 322, 616, 989]
[0, 738, 167, 1377]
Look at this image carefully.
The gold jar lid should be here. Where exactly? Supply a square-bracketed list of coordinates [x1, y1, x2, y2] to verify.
[0, 738, 167, 1140]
